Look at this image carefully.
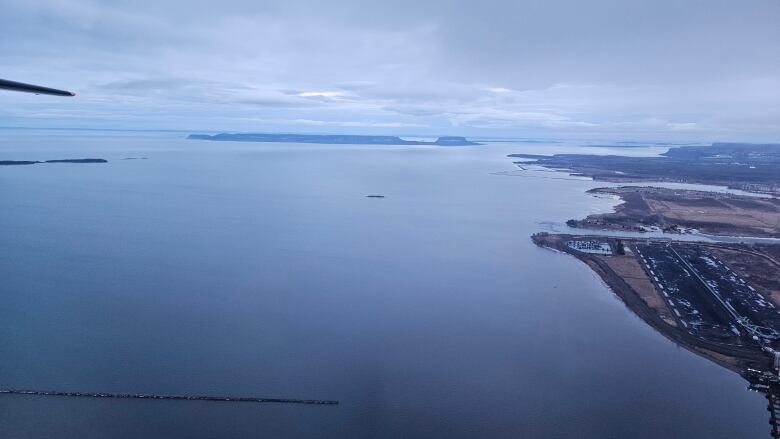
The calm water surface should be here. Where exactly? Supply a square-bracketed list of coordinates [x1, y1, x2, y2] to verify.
[0, 131, 768, 438]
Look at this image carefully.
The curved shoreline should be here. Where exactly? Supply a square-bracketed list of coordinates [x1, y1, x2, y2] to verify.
[531, 233, 771, 374]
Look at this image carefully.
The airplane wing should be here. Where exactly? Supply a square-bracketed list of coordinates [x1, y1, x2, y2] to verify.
[0, 78, 75, 96]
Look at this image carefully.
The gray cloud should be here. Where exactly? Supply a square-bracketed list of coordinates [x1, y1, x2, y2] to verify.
[1, 0, 779, 140]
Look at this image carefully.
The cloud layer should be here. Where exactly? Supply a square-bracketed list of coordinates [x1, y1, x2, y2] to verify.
[2, 0, 779, 140]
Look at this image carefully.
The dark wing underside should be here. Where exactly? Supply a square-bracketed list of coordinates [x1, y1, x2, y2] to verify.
[0, 78, 75, 96]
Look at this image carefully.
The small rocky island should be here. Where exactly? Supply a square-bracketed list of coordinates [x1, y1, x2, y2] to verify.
[188, 133, 480, 146]
[0, 159, 108, 166]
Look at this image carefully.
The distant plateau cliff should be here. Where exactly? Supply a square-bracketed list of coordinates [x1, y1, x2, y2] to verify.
[187, 133, 480, 146]
[0, 158, 107, 166]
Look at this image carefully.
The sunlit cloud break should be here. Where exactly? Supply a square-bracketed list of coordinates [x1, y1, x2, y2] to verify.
[297, 91, 344, 98]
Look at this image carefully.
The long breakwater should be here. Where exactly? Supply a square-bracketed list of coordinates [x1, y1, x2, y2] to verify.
[0, 389, 338, 405]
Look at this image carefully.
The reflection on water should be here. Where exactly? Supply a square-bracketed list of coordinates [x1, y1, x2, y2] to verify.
[0, 131, 772, 438]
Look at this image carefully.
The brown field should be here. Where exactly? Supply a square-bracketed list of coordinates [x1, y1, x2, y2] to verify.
[572, 187, 780, 237]
[645, 194, 780, 235]
[599, 255, 677, 326]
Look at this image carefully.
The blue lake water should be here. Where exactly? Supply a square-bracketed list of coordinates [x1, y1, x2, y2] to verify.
[0, 130, 769, 438]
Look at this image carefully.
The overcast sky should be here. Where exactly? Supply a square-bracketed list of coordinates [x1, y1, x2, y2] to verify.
[2, 0, 779, 141]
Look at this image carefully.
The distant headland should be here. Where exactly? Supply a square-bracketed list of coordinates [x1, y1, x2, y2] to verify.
[187, 133, 480, 146]
[0, 159, 107, 166]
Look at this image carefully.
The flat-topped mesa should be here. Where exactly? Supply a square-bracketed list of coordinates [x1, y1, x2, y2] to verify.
[187, 133, 480, 146]
[432, 136, 479, 146]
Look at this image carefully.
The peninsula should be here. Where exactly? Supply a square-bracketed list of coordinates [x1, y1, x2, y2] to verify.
[567, 186, 780, 238]
[532, 233, 778, 373]
[511, 142, 780, 195]
[522, 142, 780, 409]
[0, 159, 108, 166]
[187, 133, 480, 146]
